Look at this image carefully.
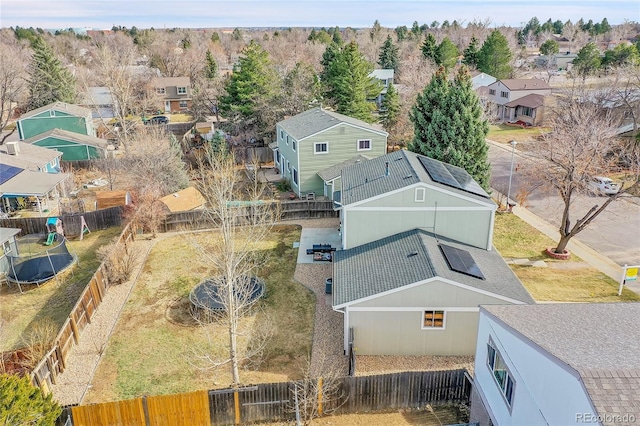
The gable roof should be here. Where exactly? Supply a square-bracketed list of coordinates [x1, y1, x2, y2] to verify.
[20, 102, 91, 120]
[0, 167, 70, 197]
[370, 69, 394, 80]
[277, 107, 387, 141]
[492, 79, 551, 91]
[483, 303, 640, 422]
[333, 229, 535, 306]
[159, 187, 206, 212]
[22, 128, 109, 149]
[152, 76, 190, 88]
[504, 93, 546, 108]
[317, 155, 370, 182]
[340, 150, 491, 206]
[0, 228, 21, 244]
[0, 142, 61, 170]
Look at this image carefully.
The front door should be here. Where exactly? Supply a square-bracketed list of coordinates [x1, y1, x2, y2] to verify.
[164, 101, 171, 113]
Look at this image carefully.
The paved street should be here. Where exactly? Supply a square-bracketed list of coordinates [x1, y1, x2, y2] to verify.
[488, 141, 640, 266]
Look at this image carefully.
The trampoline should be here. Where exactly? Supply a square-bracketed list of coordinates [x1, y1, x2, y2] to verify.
[6, 233, 77, 293]
[189, 275, 265, 320]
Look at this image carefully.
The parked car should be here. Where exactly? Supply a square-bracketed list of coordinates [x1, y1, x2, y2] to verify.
[144, 115, 169, 125]
[589, 176, 620, 195]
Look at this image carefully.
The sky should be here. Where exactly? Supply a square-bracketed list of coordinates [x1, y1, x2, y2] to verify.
[0, 0, 638, 30]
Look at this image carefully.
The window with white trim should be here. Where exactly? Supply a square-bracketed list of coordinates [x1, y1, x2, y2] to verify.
[292, 168, 298, 186]
[500, 91, 509, 99]
[314, 142, 328, 154]
[177, 86, 187, 94]
[280, 130, 283, 140]
[286, 135, 289, 145]
[357, 139, 372, 151]
[520, 106, 533, 117]
[422, 310, 445, 329]
[489, 89, 496, 96]
[415, 188, 425, 202]
[487, 340, 515, 407]
[2, 240, 12, 256]
[292, 140, 296, 151]
[156, 87, 166, 95]
[179, 100, 188, 109]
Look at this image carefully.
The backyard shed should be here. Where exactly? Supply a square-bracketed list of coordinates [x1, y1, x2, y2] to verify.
[95, 190, 132, 210]
[159, 187, 206, 212]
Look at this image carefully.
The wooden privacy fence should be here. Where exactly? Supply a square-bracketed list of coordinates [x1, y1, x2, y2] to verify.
[62, 369, 471, 425]
[0, 206, 123, 237]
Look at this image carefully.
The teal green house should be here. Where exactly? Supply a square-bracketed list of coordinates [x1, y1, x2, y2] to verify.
[272, 108, 388, 198]
[17, 102, 95, 140]
[22, 128, 108, 161]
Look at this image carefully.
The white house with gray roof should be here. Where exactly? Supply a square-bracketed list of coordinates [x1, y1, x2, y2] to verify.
[273, 107, 387, 198]
[332, 229, 534, 356]
[471, 303, 640, 426]
[337, 149, 496, 250]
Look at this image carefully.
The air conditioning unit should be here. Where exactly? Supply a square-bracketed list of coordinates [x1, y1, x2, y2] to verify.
[6, 141, 19, 155]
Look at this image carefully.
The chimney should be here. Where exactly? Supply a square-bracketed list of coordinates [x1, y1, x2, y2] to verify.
[6, 141, 19, 156]
[385, 162, 389, 176]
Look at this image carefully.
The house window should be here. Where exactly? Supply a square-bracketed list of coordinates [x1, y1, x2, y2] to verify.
[489, 89, 496, 96]
[292, 168, 298, 186]
[521, 106, 534, 117]
[292, 140, 296, 152]
[156, 87, 166, 95]
[280, 130, 284, 141]
[415, 187, 426, 202]
[286, 135, 289, 145]
[314, 142, 328, 154]
[179, 100, 188, 109]
[422, 310, 445, 329]
[2, 240, 12, 255]
[500, 91, 509, 99]
[357, 139, 372, 151]
[275, 150, 280, 164]
[487, 341, 515, 407]
[177, 87, 187, 94]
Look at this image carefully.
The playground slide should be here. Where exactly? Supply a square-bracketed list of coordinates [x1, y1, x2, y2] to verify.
[45, 232, 56, 246]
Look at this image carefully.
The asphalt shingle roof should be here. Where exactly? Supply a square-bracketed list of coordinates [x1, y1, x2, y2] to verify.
[277, 107, 387, 141]
[22, 128, 109, 149]
[20, 102, 91, 120]
[484, 303, 640, 424]
[317, 155, 370, 182]
[340, 150, 490, 205]
[493, 78, 551, 91]
[333, 229, 535, 306]
[0, 142, 61, 170]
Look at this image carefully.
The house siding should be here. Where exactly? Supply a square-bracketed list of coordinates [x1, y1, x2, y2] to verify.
[471, 313, 596, 426]
[343, 186, 494, 249]
[33, 138, 102, 161]
[346, 281, 511, 356]
[18, 110, 94, 139]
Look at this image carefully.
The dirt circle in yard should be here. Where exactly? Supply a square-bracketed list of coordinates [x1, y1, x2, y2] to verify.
[165, 296, 199, 327]
[189, 276, 265, 322]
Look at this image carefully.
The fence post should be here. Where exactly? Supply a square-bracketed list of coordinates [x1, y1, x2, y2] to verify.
[317, 377, 323, 416]
[69, 316, 80, 345]
[234, 390, 241, 425]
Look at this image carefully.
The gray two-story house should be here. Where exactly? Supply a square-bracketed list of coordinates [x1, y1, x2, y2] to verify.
[486, 79, 552, 126]
[273, 107, 388, 198]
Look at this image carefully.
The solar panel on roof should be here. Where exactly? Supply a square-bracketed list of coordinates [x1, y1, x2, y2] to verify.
[418, 155, 489, 198]
[439, 244, 485, 280]
[0, 163, 24, 185]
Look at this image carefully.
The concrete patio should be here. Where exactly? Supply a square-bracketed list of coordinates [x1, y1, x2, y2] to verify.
[296, 227, 342, 264]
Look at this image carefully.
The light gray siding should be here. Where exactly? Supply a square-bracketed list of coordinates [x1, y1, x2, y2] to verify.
[343, 186, 494, 249]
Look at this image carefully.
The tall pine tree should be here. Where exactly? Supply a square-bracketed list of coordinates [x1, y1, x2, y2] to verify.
[379, 82, 400, 131]
[462, 36, 480, 68]
[378, 35, 399, 73]
[205, 49, 217, 79]
[421, 33, 438, 61]
[409, 66, 490, 190]
[477, 29, 513, 79]
[435, 37, 459, 69]
[27, 36, 77, 110]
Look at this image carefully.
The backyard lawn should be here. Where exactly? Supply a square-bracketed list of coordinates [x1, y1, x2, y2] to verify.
[487, 124, 549, 145]
[493, 213, 640, 302]
[84, 225, 314, 403]
[0, 227, 122, 352]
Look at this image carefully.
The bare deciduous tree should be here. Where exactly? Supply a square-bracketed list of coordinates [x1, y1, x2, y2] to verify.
[97, 238, 142, 285]
[0, 41, 28, 144]
[525, 85, 640, 254]
[188, 147, 279, 386]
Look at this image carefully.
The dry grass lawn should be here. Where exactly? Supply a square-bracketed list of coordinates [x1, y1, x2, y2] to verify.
[85, 225, 314, 403]
[487, 124, 549, 145]
[0, 227, 122, 351]
[493, 213, 640, 302]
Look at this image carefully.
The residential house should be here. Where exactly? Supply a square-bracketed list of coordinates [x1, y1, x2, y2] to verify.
[0, 163, 71, 215]
[0, 141, 62, 173]
[337, 149, 496, 251]
[471, 72, 497, 91]
[21, 128, 109, 161]
[535, 52, 579, 71]
[158, 187, 206, 213]
[369, 69, 394, 108]
[17, 102, 96, 140]
[332, 229, 534, 356]
[0, 228, 21, 276]
[486, 79, 552, 126]
[273, 107, 388, 198]
[151, 77, 192, 113]
[81, 87, 117, 119]
[470, 303, 640, 426]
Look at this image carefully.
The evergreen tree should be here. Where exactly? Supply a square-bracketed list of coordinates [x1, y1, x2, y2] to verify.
[378, 35, 399, 72]
[321, 41, 380, 123]
[421, 33, 438, 61]
[409, 66, 490, 189]
[572, 42, 602, 81]
[435, 37, 459, 69]
[0, 374, 61, 425]
[395, 25, 408, 41]
[477, 29, 513, 79]
[205, 49, 217, 79]
[379, 82, 400, 131]
[219, 41, 276, 126]
[540, 39, 559, 56]
[27, 36, 77, 110]
[210, 32, 220, 43]
[462, 36, 480, 68]
[232, 28, 242, 41]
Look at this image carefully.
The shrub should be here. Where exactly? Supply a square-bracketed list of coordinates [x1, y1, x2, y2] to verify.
[0, 374, 61, 425]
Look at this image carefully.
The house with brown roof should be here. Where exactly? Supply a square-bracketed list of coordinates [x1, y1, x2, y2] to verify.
[151, 77, 192, 113]
[470, 303, 640, 426]
[486, 79, 552, 126]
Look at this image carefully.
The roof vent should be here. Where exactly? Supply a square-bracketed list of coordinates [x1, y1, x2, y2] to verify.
[403, 174, 412, 179]
[407, 251, 419, 257]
